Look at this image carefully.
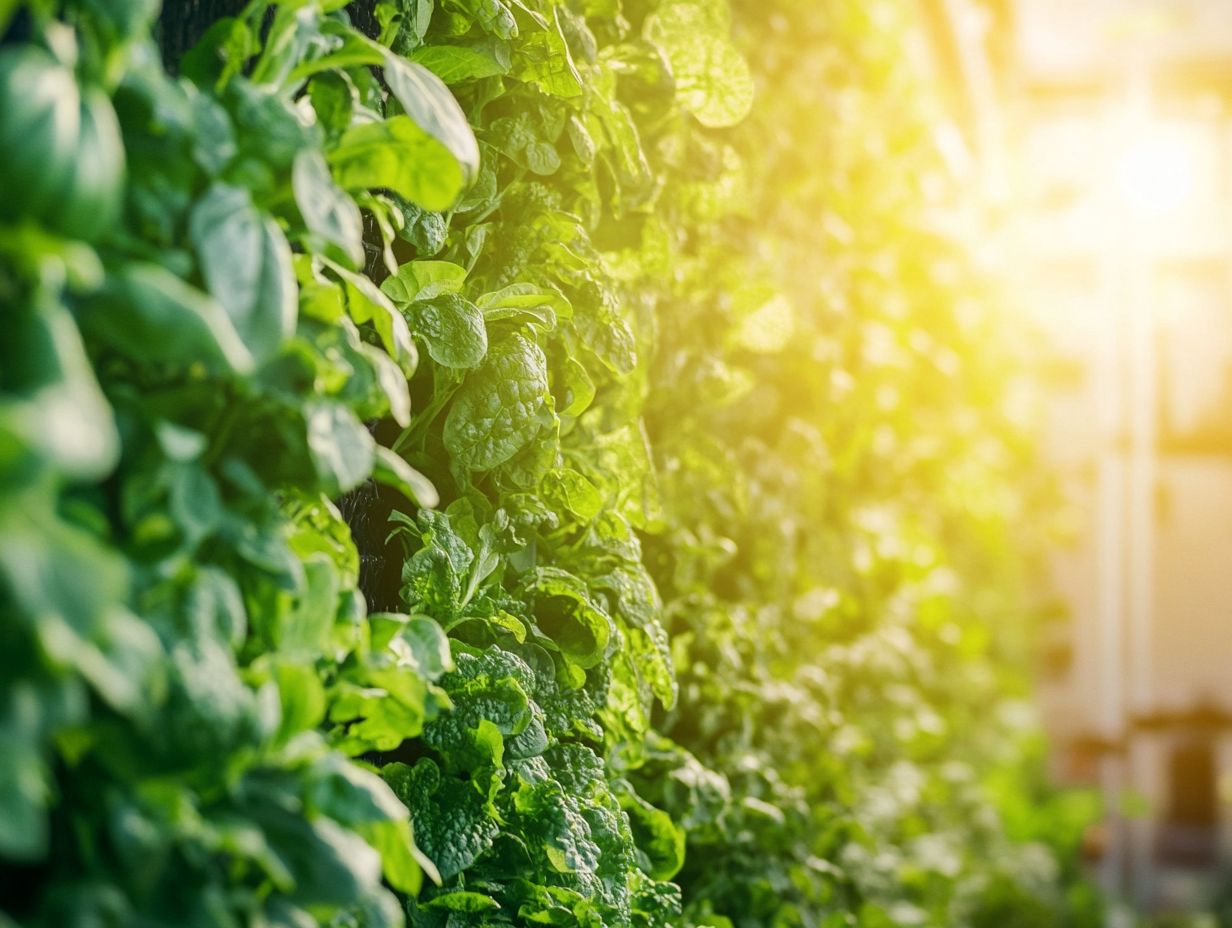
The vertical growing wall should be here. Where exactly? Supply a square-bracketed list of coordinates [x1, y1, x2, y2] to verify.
[0, 0, 1099, 926]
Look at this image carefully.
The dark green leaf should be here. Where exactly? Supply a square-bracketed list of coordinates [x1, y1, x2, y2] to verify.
[443, 334, 548, 471]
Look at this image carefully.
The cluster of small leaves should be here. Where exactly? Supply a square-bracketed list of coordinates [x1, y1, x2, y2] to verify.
[1, 0, 1102, 925]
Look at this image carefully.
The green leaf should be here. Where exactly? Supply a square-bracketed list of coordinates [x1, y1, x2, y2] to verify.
[441, 0, 516, 40]
[512, 9, 583, 98]
[4, 306, 119, 479]
[382, 53, 479, 178]
[411, 44, 509, 83]
[618, 785, 685, 880]
[189, 183, 297, 360]
[443, 334, 549, 471]
[425, 648, 544, 765]
[402, 510, 473, 615]
[273, 661, 327, 737]
[328, 115, 467, 212]
[277, 554, 339, 654]
[525, 568, 613, 669]
[422, 891, 501, 912]
[286, 20, 386, 85]
[542, 468, 601, 522]
[249, 806, 383, 909]
[410, 292, 488, 369]
[384, 759, 500, 880]
[324, 258, 418, 371]
[556, 355, 594, 417]
[80, 263, 253, 373]
[359, 342, 412, 427]
[327, 52, 477, 210]
[477, 282, 571, 322]
[180, 16, 257, 89]
[308, 70, 356, 135]
[359, 816, 428, 895]
[372, 445, 439, 509]
[292, 149, 364, 267]
[329, 668, 434, 753]
[305, 401, 375, 494]
[645, 5, 753, 128]
[381, 260, 468, 304]
[399, 614, 454, 678]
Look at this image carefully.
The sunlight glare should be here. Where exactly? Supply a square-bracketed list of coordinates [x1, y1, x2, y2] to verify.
[1113, 132, 1197, 216]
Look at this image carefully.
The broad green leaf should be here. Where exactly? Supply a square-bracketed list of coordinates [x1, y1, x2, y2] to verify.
[384, 760, 500, 880]
[443, 334, 549, 471]
[328, 116, 465, 212]
[292, 149, 364, 267]
[325, 54, 478, 209]
[401, 510, 474, 615]
[372, 445, 439, 508]
[441, 0, 516, 40]
[411, 44, 509, 83]
[624, 788, 687, 880]
[557, 355, 594, 416]
[381, 0, 435, 52]
[6, 307, 118, 479]
[382, 56, 480, 185]
[398, 615, 454, 678]
[277, 554, 339, 654]
[525, 568, 614, 669]
[422, 891, 501, 912]
[189, 183, 297, 359]
[358, 817, 427, 895]
[249, 808, 383, 909]
[80, 263, 253, 373]
[286, 20, 386, 84]
[358, 342, 412, 427]
[477, 282, 571, 321]
[273, 661, 327, 737]
[308, 70, 356, 134]
[329, 668, 433, 753]
[381, 260, 467, 304]
[645, 4, 752, 128]
[512, 9, 582, 98]
[410, 293, 488, 369]
[425, 648, 544, 764]
[542, 468, 601, 521]
[180, 16, 257, 89]
[304, 401, 374, 494]
[324, 259, 418, 371]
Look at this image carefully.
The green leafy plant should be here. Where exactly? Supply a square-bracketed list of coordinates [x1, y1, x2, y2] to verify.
[0, 0, 1101, 926]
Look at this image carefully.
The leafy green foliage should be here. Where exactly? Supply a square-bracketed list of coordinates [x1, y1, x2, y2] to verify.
[0, 0, 464, 921]
[0, 0, 1101, 927]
